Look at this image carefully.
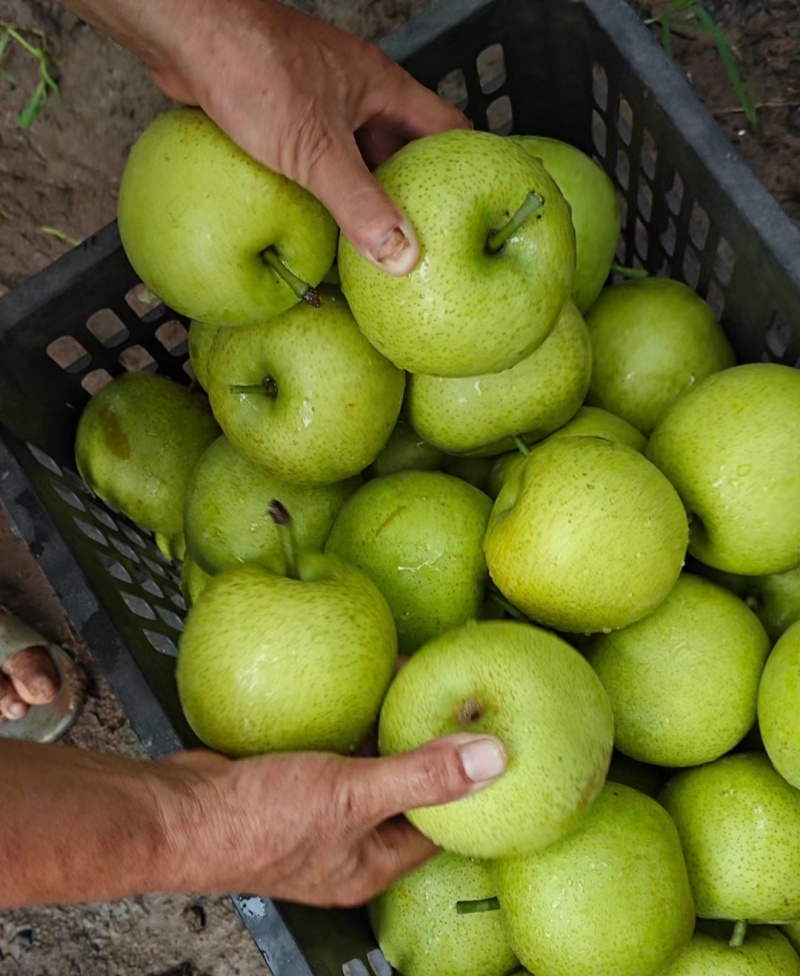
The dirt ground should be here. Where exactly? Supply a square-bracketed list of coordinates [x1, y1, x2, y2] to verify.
[0, 0, 797, 973]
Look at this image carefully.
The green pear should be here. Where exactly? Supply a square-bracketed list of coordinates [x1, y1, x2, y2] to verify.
[407, 299, 591, 456]
[207, 287, 405, 486]
[183, 435, 359, 575]
[484, 436, 688, 633]
[759, 621, 800, 789]
[339, 129, 576, 377]
[180, 554, 214, 608]
[513, 135, 620, 312]
[325, 470, 492, 653]
[659, 752, 800, 924]
[548, 405, 648, 452]
[495, 783, 695, 976]
[442, 455, 495, 494]
[75, 371, 219, 540]
[177, 515, 397, 756]
[690, 561, 800, 642]
[188, 320, 224, 391]
[365, 419, 446, 478]
[118, 107, 338, 326]
[784, 921, 800, 954]
[585, 574, 770, 767]
[378, 619, 614, 859]
[662, 926, 800, 975]
[368, 851, 518, 976]
[487, 406, 647, 499]
[585, 277, 735, 434]
[647, 363, 800, 575]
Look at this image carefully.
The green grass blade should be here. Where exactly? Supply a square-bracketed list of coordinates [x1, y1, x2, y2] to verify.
[0, 29, 11, 60]
[661, 19, 674, 59]
[691, 4, 757, 124]
[16, 78, 46, 129]
[0, 67, 15, 84]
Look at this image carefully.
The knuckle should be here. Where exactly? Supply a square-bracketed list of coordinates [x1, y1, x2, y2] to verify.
[412, 748, 464, 804]
[280, 109, 335, 187]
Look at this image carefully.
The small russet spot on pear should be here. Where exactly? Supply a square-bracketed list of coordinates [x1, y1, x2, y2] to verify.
[457, 697, 484, 725]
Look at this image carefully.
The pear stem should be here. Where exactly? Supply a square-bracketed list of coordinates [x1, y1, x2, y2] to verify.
[729, 920, 748, 948]
[262, 248, 321, 307]
[513, 435, 531, 457]
[611, 263, 649, 280]
[487, 589, 530, 623]
[229, 377, 279, 398]
[487, 191, 544, 254]
[456, 897, 501, 915]
[268, 500, 298, 579]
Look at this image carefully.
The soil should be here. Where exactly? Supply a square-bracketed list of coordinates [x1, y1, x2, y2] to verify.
[0, 0, 797, 973]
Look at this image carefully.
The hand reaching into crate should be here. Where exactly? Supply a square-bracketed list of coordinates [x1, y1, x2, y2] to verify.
[0, 734, 506, 908]
[56, 0, 468, 276]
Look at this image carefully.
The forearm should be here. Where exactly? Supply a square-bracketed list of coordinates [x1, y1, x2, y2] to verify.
[0, 741, 206, 908]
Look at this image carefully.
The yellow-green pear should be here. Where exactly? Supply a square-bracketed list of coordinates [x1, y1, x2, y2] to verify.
[365, 419, 446, 478]
[378, 620, 614, 859]
[118, 107, 338, 327]
[660, 752, 800, 923]
[180, 554, 214, 607]
[368, 851, 518, 976]
[75, 371, 219, 541]
[207, 287, 405, 486]
[784, 921, 800, 954]
[339, 129, 576, 377]
[183, 435, 359, 574]
[495, 783, 695, 976]
[548, 404, 648, 452]
[177, 512, 397, 756]
[758, 621, 800, 789]
[585, 277, 735, 434]
[485, 436, 688, 633]
[407, 300, 590, 456]
[647, 363, 800, 575]
[662, 925, 800, 975]
[325, 471, 492, 653]
[585, 574, 770, 767]
[513, 135, 620, 311]
[188, 320, 224, 390]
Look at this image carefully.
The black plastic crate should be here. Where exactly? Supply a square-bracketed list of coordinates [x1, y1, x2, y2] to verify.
[1, 0, 799, 973]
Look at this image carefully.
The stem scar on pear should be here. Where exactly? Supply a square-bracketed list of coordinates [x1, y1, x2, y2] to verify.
[262, 247, 322, 307]
[228, 376, 279, 397]
[457, 698, 484, 725]
[486, 190, 545, 254]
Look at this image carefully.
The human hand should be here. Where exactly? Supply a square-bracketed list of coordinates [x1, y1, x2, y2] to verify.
[0, 646, 59, 721]
[63, 0, 469, 275]
[165, 734, 507, 907]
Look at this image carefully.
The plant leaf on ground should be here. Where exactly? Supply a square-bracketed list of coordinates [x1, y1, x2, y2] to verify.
[644, 1, 757, 126]
[0, 22, 61, 129]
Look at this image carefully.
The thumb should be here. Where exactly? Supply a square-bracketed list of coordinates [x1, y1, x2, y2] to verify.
[348, 734, 507, 830]
[302, 125, 419, 277]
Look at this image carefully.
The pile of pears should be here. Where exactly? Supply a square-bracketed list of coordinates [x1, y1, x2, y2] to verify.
[74, 106, 800, 975]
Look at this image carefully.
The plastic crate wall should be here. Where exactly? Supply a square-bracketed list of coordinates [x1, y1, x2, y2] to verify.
[1, 0, 799, 973]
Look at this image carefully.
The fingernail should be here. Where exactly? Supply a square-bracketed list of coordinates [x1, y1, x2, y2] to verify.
[371, 226, 415, 276]
[6, 701, 26, 719]
[459, 736, 507, 783]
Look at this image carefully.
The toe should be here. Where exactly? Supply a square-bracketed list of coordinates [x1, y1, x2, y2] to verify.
[2, 646, 60, 705]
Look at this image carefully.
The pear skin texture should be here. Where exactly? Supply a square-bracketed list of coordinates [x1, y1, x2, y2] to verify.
[176, 556, 397, 756]
[188, 319, 225, 391]
[513, 135, 620, 312]
[180, 554, 214, 608]
[74, 371, 220, 539]
[585, 574, 771, 767]
[659, 752, 800, 923]
[495, 783, 695, 976]
[662, 926, 800, 975]
[365, 420, 446, 478]
[585, 277, 735, 434]
[485, 436, 688, 633]
[407, 300, 591, 456]
[183, 435, 360, 574]
[759, 621, 800, 789]
[338, 129, 576, 377]
[547, 405, 648, 452]
[784, 921, 800, 954]
[378, 620, 614, 859]
[207, 287, 405, 486]
[368, 851, 519, 976]
[647, 363, 800, 576]
[325, 470, 492, 653]
[118, 107, 337, 326]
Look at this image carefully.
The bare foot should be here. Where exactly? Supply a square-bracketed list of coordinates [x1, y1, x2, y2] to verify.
[0, 646, 60, 722]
